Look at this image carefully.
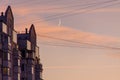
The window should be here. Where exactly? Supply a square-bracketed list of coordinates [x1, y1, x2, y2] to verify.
[8, 27, 12, 36]
[3, 53, 11, 60]
[35, 46, 39, 57]
[32, 67, 34, 74]
[2, 23, 7, 34]
[13, 30, 17, 43]
[27, 40, 31, 50]
[18, 59, 20, 66]
[8, 36, 11, 46]
[0, 35, 2, 43]
[21, 50, 26, 58]
[18, 73, 20, 80]
[3, 67, 10, 75]
[21, 64, 24, 71]
[3, 53, 7, 60]
[21, 78, 25, 80]
[3, 35, 7, 43]
[8, 53, 10, 60]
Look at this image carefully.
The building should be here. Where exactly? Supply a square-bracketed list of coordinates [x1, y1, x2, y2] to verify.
[0, 6, 43, 80]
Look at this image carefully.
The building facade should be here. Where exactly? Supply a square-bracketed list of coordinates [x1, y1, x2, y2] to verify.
[0, 6, 43, 80]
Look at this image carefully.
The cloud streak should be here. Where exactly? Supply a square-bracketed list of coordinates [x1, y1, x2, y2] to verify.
[1, 0, 119, 51]
[15, 20, 120, 49]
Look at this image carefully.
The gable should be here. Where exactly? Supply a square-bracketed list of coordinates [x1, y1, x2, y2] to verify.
[29, 24, 36, 45]
[5, 6, 14, 28]
[5, 6, 14, 36]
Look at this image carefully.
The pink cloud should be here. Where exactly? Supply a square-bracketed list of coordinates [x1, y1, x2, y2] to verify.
[10, 3, 120, 49]
[15, 20, 120, 49]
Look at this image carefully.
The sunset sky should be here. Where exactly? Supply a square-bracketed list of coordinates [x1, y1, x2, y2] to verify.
[1, 0, 120, 80]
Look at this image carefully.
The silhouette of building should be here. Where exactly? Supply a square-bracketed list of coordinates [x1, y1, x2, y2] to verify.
[0, 6, 43, 80]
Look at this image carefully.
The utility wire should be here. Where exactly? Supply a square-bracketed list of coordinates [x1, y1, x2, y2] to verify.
[39, 42, 104, 49]
[35, 0, 115, 11]
[38, 34, 120, 50]
[15, 0, 119, 25]
[10, 0, 76, 6]
[13, 0, 87, 9]
[39, 42, 120, 50]
[15, 0, 109, 24]
[38, 0, 120, 22]
[40, 0, 119, 20]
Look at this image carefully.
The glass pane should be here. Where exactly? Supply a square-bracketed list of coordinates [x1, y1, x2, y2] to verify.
[32, 67, 34, 74]
[3, 53, 10, 60]
[3, 68, 7, 74]
[3, 67, 10, 75]
[18, 59, 20, 66]
[3, 53, 7, 60]
[18, 73, 20, 80]
[8, 36, 11, 46]
[35, 46, 39, 57]
[2, 23, 7, 34]
[13, 30, 17, 43]
[8, 53, 10, 60]
[27, 40, 31, 50]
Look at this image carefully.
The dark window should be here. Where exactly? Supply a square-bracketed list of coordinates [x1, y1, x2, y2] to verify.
[3, 53, 7, 60]
[3, 67, 10, 75]
[8, 36, 11, 46]
[0, 35, 1, 43]
[3, 53, 10, 60]
[21, 64, 24, 71]
[21, 78, 24, 80]
[21, 50, 26, 58]
[3, 35, 7, 43]
[18, 37, 21, 40]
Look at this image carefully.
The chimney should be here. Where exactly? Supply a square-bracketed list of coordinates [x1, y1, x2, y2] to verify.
[25, 28, 28, 34]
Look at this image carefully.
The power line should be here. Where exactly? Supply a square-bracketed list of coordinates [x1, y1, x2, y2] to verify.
[15, 0, 119, 25]
[10, 0, 77, 6]
[35, 0, 115, 11]
[39, 42, 120, 50]
[15, 0, 109, 24]
[38, 34, 120, 50]
[38, 0, 120, 22]
[39, 42, 104, 49]
[12, 0, 88, 10]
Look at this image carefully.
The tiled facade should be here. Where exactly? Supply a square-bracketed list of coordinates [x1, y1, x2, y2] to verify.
[0, 6, 43, 80]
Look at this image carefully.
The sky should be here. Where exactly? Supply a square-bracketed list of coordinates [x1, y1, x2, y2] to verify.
[1, 0, 120, 80]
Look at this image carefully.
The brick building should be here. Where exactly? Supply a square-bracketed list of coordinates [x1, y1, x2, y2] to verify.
[0, 6, 43, 80]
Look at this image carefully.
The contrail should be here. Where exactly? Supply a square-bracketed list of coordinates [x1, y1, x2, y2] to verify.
[58, 19, 61, 26]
